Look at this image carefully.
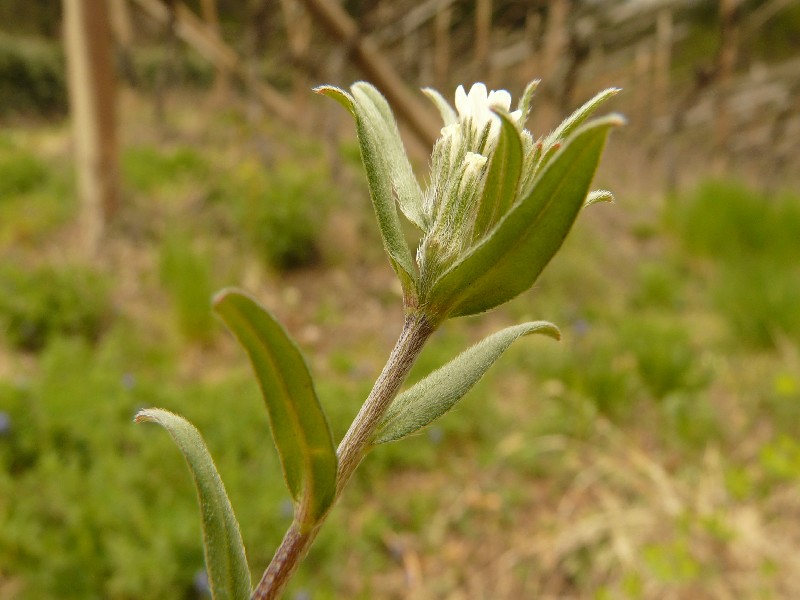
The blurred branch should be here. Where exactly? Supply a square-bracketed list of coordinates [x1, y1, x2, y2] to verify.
[129, 0, 299, 125]
[299, 0, 441, 148]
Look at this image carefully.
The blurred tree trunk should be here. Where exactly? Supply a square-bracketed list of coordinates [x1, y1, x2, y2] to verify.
[433, 1, 452, 90]
[63, 0, 119, 255]
[474, 0, 492, 78]
[110, 0, 137, 85]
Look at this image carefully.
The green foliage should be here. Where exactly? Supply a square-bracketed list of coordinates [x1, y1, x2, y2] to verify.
[159, 233, 216, 344]
[622, 316, 700, 400]
[670, 180, 800, 265]
[128, 46, 215, 91]
[669, 180, 800, 348]
[122, 145, 210, 194]
[223, 158, 335, 271]
[0, 149, 47, 197]
[0, 263, 112, 351]
[0, 139, 76, 245]
[0, 337, 203, 599]
[0, 34, 66, 117]
[713, 259, 800, 348]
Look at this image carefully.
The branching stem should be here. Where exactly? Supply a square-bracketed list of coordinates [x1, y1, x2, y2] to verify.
[251, 312, 435, 599]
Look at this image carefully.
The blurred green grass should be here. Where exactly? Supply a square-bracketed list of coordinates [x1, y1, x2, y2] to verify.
[1, 113, 799, 598]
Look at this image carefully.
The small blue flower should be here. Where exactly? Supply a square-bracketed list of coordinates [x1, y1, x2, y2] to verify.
[193, 569, 211, 596]
[121, 372, 137, 390]
[0, 412, 10, 437]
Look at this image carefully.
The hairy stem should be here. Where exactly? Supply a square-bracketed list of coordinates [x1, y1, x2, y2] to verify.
[251, 312, 435, 599]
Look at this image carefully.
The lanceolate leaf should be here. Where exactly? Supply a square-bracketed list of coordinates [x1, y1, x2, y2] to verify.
[472, 109, 524, 241]
[352, 83, 426, 230]
[315, 84, 421, 300]
[374, 322, 561, 444]
[428, 115, 623, 318]
[135, 409, 251, 600]
[422, 87, 458, 126]
[538, 88, 621, 170]
[544, 88, 620, 147]
[585, 189, 615, 207]
[213, 289, 337, 528]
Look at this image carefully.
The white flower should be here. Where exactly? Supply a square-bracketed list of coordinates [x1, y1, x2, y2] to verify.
[454, 83, 523, 139]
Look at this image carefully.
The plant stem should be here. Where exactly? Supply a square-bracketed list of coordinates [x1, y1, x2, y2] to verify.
[251, 312, 435, 599]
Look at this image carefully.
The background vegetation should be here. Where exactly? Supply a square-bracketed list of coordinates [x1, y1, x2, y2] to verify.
[1, 1, 799, 598]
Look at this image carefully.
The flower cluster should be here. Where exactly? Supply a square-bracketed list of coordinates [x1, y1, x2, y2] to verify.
[318, 80, 621, 322]
[418, 82, 535, 286]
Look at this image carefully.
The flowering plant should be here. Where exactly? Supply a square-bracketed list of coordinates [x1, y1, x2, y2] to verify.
[136, 80, 621, 599]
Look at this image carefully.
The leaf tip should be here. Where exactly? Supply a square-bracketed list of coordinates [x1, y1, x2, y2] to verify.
[211, 287, 235, 308]
[606, 112, 627, 127]
[314, 85, 355, 114]
[134, 408, 156, 424]
[520, 321, 561, 342]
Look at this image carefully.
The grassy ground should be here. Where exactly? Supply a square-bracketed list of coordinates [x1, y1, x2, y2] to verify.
[1, 92, 799, 599]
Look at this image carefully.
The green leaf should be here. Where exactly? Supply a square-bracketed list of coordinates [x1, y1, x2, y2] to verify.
[213, 289, 337, 528]
[585, 189, 615, 207]
[316, 84, 421, 300]
[428, 115, 622, 318]
[422, 87, 457, 126]
[545, 88, 621, 146]
[472, 109, 524, 241]
[538, 88, 621, 170]
[374, 322, 560, 444]
[135, 409, 251, 600]
[516, 79, 541, 124]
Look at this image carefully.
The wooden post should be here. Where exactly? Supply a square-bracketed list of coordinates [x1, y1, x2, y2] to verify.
[474, 0, 492, 78]
[63, 0, 119, 255]
[299, 0, 440, 147]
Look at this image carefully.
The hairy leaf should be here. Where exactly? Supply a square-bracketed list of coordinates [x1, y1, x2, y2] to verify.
[374, 321, 560, 444]
[316, 84, 420, 299]
[472, 109, 524, 241]
[428, 115, 622, 318]
[135, 409, 250, 600]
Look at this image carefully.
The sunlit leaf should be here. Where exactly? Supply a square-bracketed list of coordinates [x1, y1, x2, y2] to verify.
[213, 289, 337, 528]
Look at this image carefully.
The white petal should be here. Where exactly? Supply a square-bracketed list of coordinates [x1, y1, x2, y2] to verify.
[487, 89, 512, 111]
[468, 83, 488, 117]
[455, 85, 469, 117]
